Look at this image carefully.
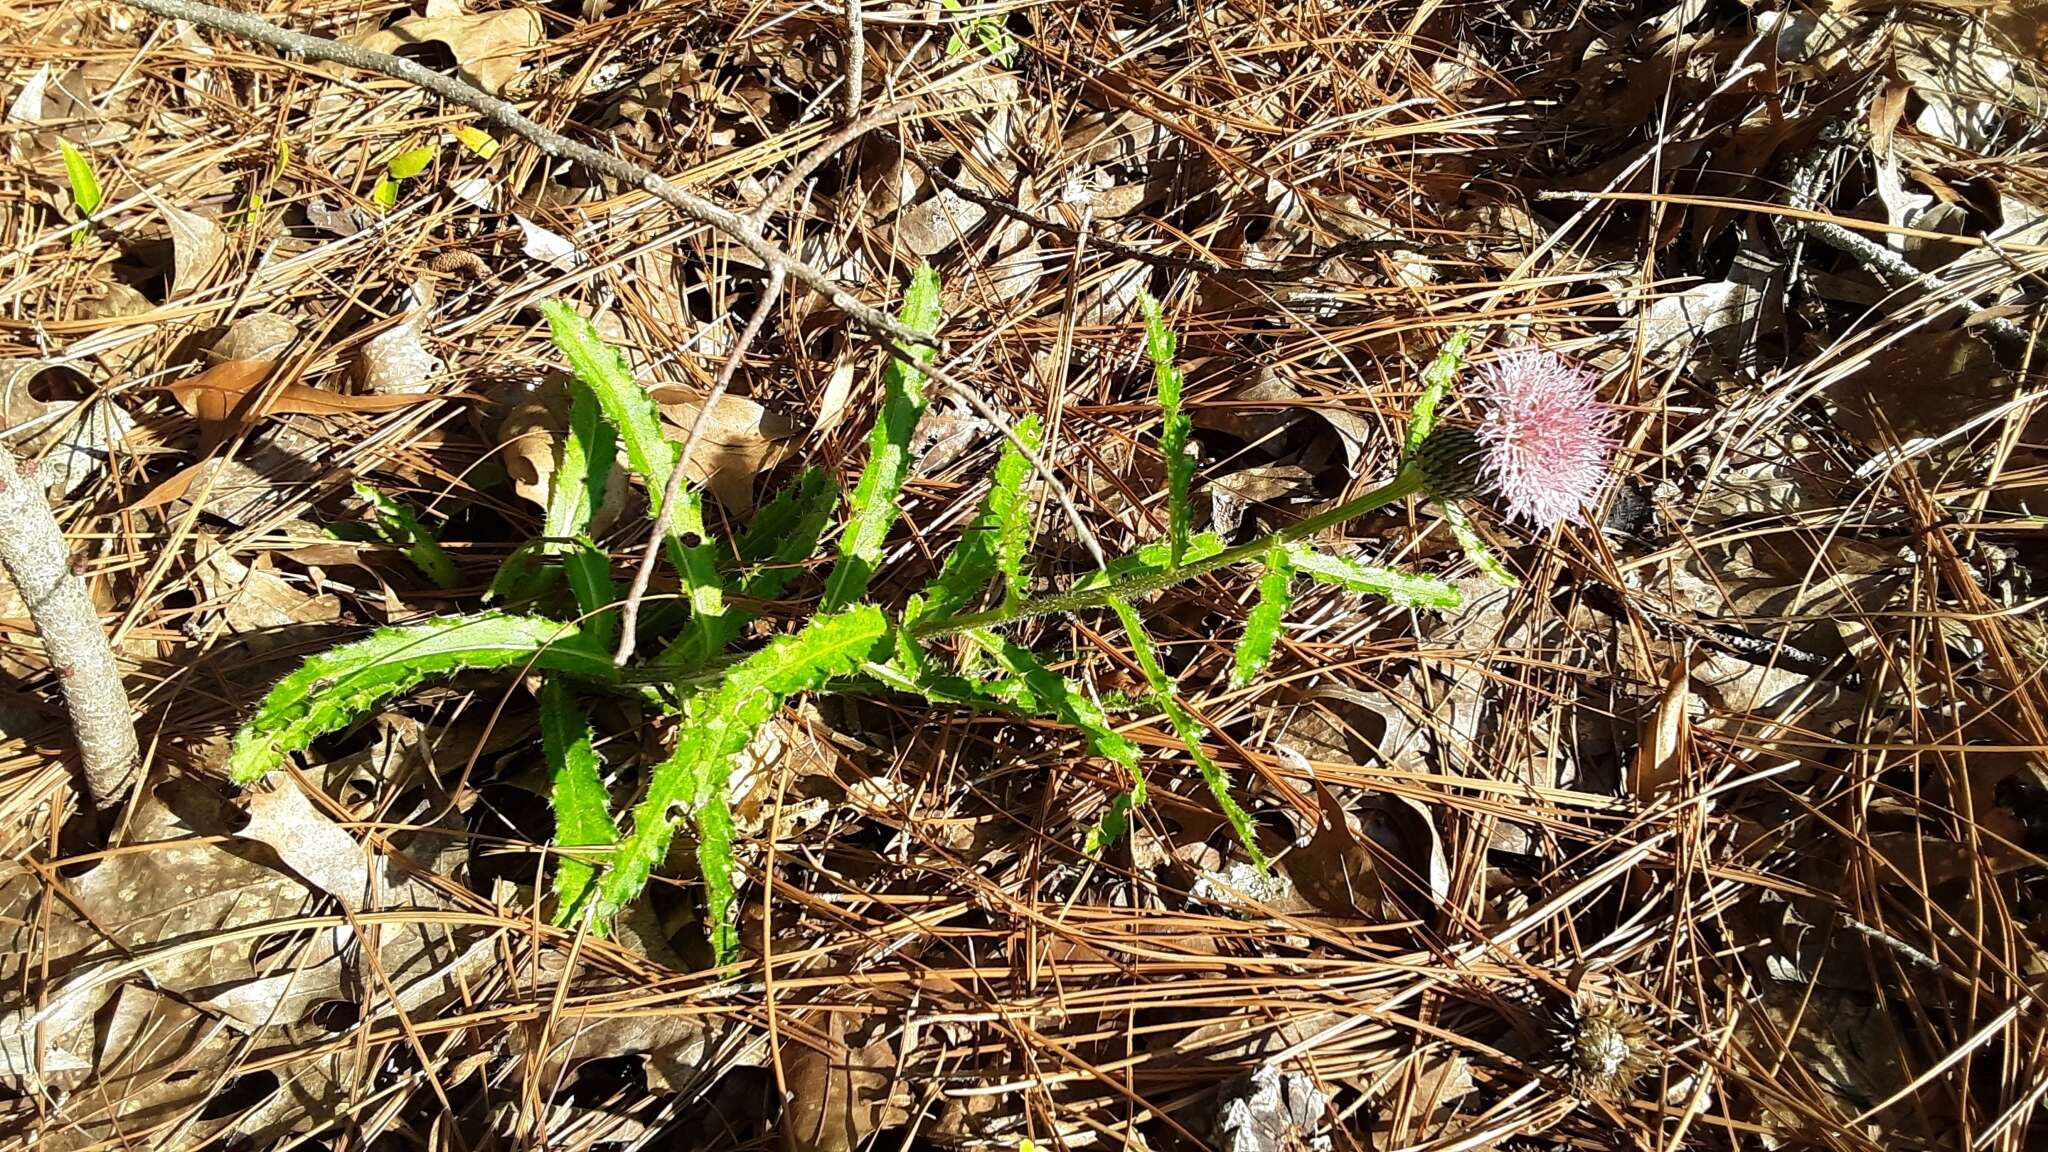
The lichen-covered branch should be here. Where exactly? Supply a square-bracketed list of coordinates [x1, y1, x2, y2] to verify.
[0, 446, 138, 809]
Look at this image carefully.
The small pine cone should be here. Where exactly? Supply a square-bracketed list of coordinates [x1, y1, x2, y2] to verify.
[1552, 994, 1656, 1094]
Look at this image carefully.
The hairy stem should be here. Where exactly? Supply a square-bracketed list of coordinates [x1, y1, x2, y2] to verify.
[0, 446, 138, 809]
[911, 466, 1427, 638]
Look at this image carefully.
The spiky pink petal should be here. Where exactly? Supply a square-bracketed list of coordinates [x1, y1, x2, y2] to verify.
[1472, 350, 1616, 529]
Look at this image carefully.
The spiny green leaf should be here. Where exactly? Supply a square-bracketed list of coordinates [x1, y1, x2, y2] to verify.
[1070, 532, 1226, 594]
[736, 467, 835, 590]
[228, 613, 615, 785]
[544, 680, 618, 924]
[983, 637, 1145, 852]
[562, 543, 618, 649]
[1108, 598, 1268, 872]
[1442, 502, 1520, 588]
[486, 540, 556, 605]
[1286, 546, 1462, 609]
[541, 302, 674, 500]
[1231, 546, 1295, 689]
[352, 481, 459, 589]
[542, 300, 727, 633]
[1404, 329, 1471, 458]
[59, 140, 101, 219]
[1140, 294, 1194, 567]
[822, 263, 943, 611]
[915, 414, 1040, 622]
[592, 607, 889, 957]
[545, 379, 614, 547]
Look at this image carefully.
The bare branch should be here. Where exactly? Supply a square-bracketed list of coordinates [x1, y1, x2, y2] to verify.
[0, 446, 138, 809]
[117, 0, 1103, 572]
[615, 267, 787, 666]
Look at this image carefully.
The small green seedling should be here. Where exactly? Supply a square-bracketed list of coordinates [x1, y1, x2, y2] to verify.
[227, 272, 1472, 967]
[59, 140, 102, 247]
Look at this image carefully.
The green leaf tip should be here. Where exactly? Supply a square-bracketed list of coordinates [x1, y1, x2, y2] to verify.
[823, 263, 944, 611]
[1140, 294, 1194, 567]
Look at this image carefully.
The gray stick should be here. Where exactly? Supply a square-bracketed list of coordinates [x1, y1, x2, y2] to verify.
[117, 0, 1101, 566]
[0, 446, 138, 809]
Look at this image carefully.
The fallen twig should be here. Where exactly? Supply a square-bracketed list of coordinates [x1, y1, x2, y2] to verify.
[114, 0, 1101, 565]
[0, 445, 138, 810]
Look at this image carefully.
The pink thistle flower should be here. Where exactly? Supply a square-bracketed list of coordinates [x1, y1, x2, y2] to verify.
[1471, 349, 1617, 529]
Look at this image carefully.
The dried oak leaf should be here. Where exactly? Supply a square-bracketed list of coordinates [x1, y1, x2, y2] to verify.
[350, 10, 543, 96]
[653, 390, 798, 511]
[784, 1013, 909, 1152]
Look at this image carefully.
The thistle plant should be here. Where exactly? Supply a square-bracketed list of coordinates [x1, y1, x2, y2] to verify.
[223, 273, 1617, 966]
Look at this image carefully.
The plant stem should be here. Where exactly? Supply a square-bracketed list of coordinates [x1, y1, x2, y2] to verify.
[910, 465, 1428, 638]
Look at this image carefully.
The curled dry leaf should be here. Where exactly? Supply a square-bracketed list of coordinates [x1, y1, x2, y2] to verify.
[163, 359, 439, 449]
[349, 10, 543, 96]
[159, 200, 223, 297]
[358, 280, 445, 395]
[496, 382, 628, 525]
[654, 390, 798, 511]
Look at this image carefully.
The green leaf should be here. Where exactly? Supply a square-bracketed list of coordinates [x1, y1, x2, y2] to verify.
[1231, 546, 1295, 689]
[541, 302, 673, 508]
[542, 300, 727, 631]
[543, 680, 618, 924]
[1108, 598, 1269, 872]
[982, 637, 1145, 853]
[914, 414, 1040, 622]
[941, 0, 1018, 62]
[821, 263, 943, 611]
[387, 145, 438, 180]
[487, 540, 557, 605]
[1442, 502, 1520, 588]
[660, 467, 840, 671]
[353, 481, 460, 589]
[371, 175, 399, 209]
[228, 613, 616, 785]
[592, 607, 889, 959]
[1404, 330, 1471, 458]
[59, 139, 102, 218]
[563, 543, 618, 649]
[1069, 532, 1226, 594]
[1140, 294, 1194, 566]
[546, 379, 614, 547]
[1286, 545, 1462, 609]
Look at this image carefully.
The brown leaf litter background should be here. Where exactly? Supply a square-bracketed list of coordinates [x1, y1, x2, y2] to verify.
[0, 0, 2045, 1149]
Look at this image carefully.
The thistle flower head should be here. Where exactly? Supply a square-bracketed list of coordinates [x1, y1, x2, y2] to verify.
[1471, 350, 1616, 529]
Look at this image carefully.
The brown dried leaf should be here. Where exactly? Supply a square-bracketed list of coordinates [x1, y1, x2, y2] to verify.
[160, 201, 222, 298]
[164, 359, 439, 447]
[1628, 657, 1692, 800]
[655, 391, 798, 511]
[350, 10, 543, 96]
[518, 1012, 721, 1095]
[238, 782, 380, 912]
[784, 1013, 909, 1152]
[357, 281, 444, 394]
